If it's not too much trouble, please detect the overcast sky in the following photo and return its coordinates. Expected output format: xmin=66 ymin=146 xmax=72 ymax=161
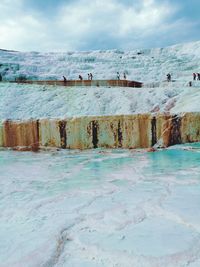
xmin=0 ymin=0 xmax=199 ymax=51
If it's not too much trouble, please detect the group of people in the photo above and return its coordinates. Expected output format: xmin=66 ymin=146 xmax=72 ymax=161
xmin=63 ymin=72 xmax=128 ymax=81
xmin=69 ymin=72 xmax=200 ymax=82
xmin=87 ymin=73 xmax=93 ymax=80
xmin=63 ymin=75 xmax=85 ymax=81
xmin=65 ymin=73 xmax=93 ymax=81
xmin=193 ymin=73 xmax=200 ymax=80
xmin=79 ymin=73 xmax=93 ymax=81
xmin=117 ymin=72 xmax=127 ymax=80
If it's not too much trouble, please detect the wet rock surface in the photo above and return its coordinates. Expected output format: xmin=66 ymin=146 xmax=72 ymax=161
xmin=1 ymin=146 xmax=200 ymax=266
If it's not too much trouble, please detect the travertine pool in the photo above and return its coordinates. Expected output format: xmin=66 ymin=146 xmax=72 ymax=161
xmin=0 ymin=144 xmax=200 ymax=267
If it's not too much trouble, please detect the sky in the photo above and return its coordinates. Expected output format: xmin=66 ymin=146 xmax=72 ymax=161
xmin=0 ymin=0 xmax=199 ymax=52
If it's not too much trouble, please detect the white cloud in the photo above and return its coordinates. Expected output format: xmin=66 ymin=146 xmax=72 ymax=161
xmin=56 ymin=0 xmax=175 ymax=49
xmin=118 ymin=2 xmax=172 ymax=36
xmin=0 ymin=0 xmax=196 ymax=51
xmin=0 ymin=0 xmax=47 ymax=50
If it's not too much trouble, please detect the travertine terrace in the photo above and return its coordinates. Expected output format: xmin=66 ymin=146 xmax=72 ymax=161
xmin=1 ymin=113 xmax=200 ymax=150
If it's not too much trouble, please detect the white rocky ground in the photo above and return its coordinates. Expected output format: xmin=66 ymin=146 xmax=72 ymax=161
xmin=1 ymin=40 xmax=200 ymax=120
xmin=1 ymin=145 xmax=200 ymax=267
xmin=1 ymin=40 xmax=200 ymax=83
xmin=0 ymin=81 xmax=200 ymax=120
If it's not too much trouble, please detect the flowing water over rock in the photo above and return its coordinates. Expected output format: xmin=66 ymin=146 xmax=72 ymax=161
xmin=1 ymin=144 xmax=200 ymax=267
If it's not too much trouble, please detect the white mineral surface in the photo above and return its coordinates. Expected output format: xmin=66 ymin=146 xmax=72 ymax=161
xmin=0 ymin=145 xmax=200 ymax=266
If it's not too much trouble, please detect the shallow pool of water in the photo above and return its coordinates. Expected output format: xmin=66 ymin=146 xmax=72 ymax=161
xmin=0 ymin=144 xmax=200 ymax=267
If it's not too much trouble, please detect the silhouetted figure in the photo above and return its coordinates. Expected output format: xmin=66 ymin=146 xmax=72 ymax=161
xmin=197 ymin=73 xmax=200 ymax=80
xmin=193 ymin=73 xmax=196 ymax=80
xmin=63 ymin=76 xmax=67 ymax=83
xmin=189 ymin=81 xmax=192 ymax=87
xmin=90 ymin=73 xmax=93 ymax=80
xmin=123 ymin=73 xmax=127 ymax=80
xmin=0 ymin=73 xmax=2 ymax=82
xmin=166 ymin=73 xmax=171 ymax=82
xmin=88 ymin=73 xmax=90 ymax=80
xmin=117 ymin=72 xmax=120 ymax=80
xmin=79 ymin=75 xmax=83 ymax=81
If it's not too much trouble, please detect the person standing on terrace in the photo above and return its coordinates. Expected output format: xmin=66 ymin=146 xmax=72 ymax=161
xmin=88 ymin=73 xmax=93 ymax=80
xmin=166 ymin=73 xmax=171 ymax=82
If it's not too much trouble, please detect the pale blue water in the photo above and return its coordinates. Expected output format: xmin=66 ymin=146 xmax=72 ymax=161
xmin=0 ymin=144 xmax=200 ymax=267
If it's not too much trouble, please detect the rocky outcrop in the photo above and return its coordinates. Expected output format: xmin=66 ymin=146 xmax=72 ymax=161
xmin=1 ymin=113 xmax=200 ymax=151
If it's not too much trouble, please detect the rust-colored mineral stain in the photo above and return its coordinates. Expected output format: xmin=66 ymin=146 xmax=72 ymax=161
xmin=87 ymin=123 xmax=92 ymax=136
xmin=31 ymin=119 xmax=40 ymax=151
xmin=59 ymin=121 xmax=67 ymax=149
xmin=117 ymin=121 xmax=123 ymax=148
xmin=3 ymin=120 xmax=17 ymax=147
xmin=156 ymin=114 xmax=172 ymax=147
xmin=110 ymin=121 xmax=118 ymax=147
xmin=169 ymin=115 xmax=182 ymax=146
xmin=138 ymin=115 xmax=151 ymax=148
xmin=91 ymin=120 xmax=99 ymax=148
xmin=3 ymin=120 xmax=39 ymax=151
xmin=151 ymin=116 xmax=157 ymax=146
xmin=180 ymin=113 xmax=200 ymax=143
xmin=2 ymin=113 xmax=200 ymax=151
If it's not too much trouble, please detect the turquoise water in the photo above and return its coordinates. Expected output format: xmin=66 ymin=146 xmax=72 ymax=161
xmin=0 ymin=145 xmax=200 ymax=267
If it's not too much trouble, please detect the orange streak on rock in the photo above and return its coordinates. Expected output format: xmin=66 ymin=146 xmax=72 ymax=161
xmin=3 ymin=120 xmax=39 ymax=151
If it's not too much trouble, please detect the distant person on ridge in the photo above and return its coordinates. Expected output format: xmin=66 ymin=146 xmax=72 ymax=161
xmin=63 ymin=76 xmax=67 ymax=83
xmin=90 ymin=73 xmax=93 ymax=80
xmin=123 ymin=73 xmax=127 ymax=80
xmin=197 ymin=73 xmax=200 ymax=80
xmin=88 ymin=73 xmax=90 ymax=80
xmin=117 ymin=72 xmax=120 ymax=80
xmin=79 ymin=75 xmax=83 ymax=81
xmin=166 ymin=73 xmax=171 ymax=82
xmin=193 ymin=73 xmax=196 ymax=80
